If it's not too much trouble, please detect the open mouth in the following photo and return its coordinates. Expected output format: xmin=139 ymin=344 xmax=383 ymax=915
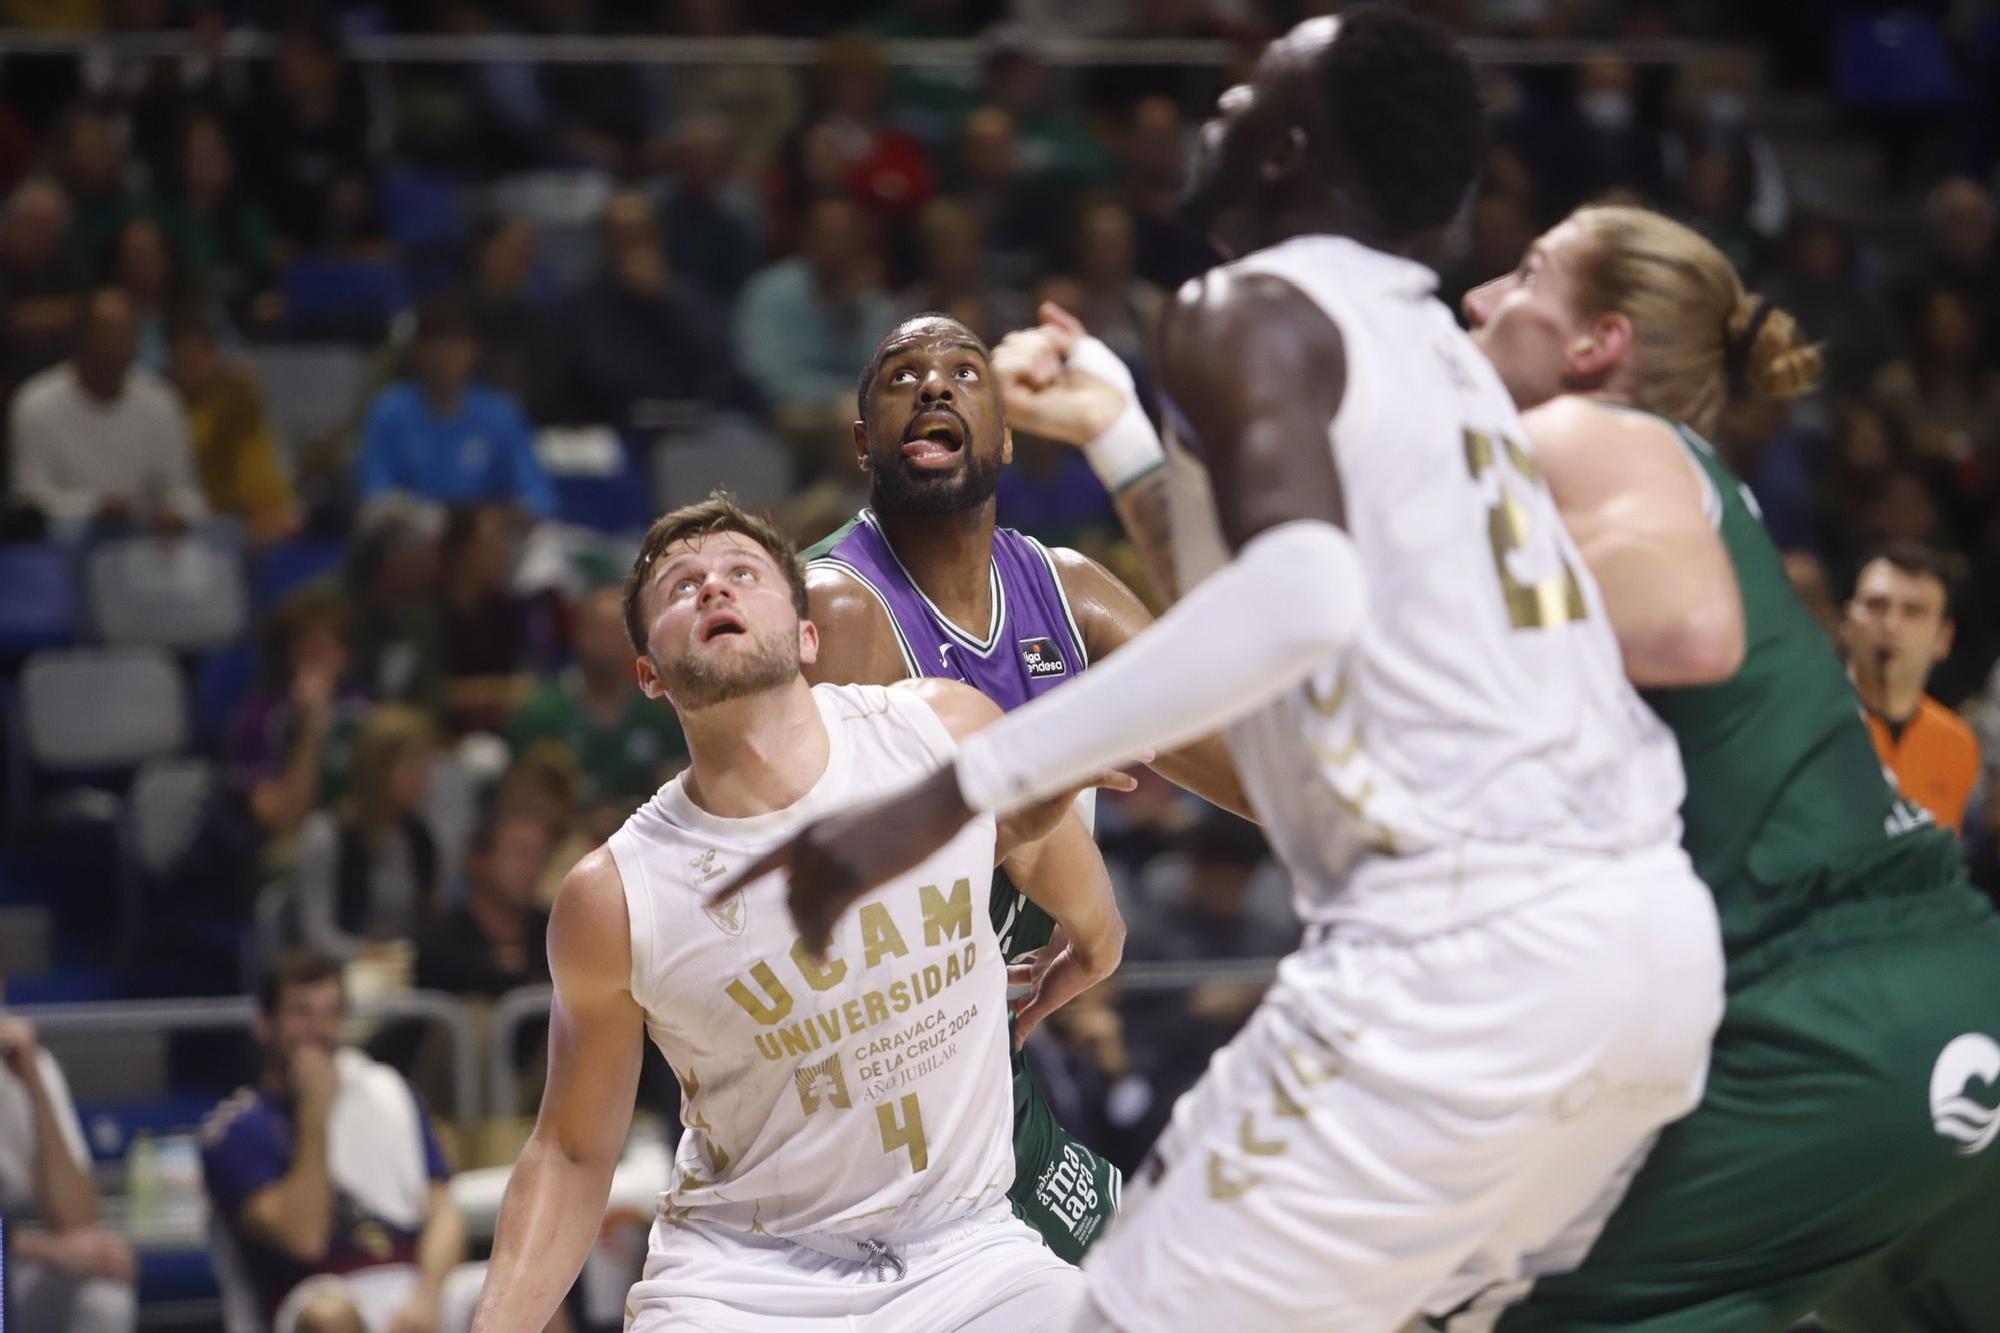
xmin=700 ymin=610 xmax=748 ymax=643
xmin=901 ymin=409 xmax=967 ymax=468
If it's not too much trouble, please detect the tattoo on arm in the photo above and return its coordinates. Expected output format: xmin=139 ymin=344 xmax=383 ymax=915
xmin=1110 ymin=469 xmax=1180 ymax=606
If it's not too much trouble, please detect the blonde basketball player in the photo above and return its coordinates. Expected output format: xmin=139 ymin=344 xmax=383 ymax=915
xmin=470 ymin=496 xmax=1123 ymax=1332
xmin=725 ymin=12 xmax=1726 ymax=1332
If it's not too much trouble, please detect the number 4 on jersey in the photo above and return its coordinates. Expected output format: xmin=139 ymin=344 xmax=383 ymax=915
xmin=877 ymin=1093 xmax=929 ymax=1172
xmin=1464 ymin=429 xmax=1588 ymax=631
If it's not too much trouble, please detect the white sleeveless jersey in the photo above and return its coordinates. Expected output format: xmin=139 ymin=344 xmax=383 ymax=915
xmin=605 ymin=683 xmax=1014 ymax=1245
xmin=1164 ymin=235 xmax=1687 ymax=932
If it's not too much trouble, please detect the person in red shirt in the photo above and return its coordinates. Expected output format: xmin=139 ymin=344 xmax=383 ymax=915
xmin=1844 ymin=542 xmax=1981 ymax=832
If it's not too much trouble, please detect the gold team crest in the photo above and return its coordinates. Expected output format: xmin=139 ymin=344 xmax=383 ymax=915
xmin=794 ymin=1053 xmax=852 ymax=1114
xmin=693 ymin=850 xmax=744 ymax=935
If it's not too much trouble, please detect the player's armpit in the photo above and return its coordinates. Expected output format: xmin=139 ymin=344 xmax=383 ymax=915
xmin=804 ymin=564 xmax=911 ymax=687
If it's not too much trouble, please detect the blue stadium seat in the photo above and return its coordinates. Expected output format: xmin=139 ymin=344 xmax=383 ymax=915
xmin=282 ymin=256 xmax=411 ymax=338
xmin=1837 ymin=8 xmax=1963 ymax=108
xmin=251 ymin=537 xmax=347 ymax=612
xmin=193 ymin=641 xmax=260 ymax=750
xmin=0 ymin=543 xmax=80 ymax=655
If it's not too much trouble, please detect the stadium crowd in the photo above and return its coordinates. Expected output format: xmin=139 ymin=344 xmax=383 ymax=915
xmin=3 ymin=0 xmax=2000 ymax=1326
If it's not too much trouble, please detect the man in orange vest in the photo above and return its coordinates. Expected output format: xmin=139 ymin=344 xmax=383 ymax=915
xmin=1845 ymin=542 xmax=1981 ymax=832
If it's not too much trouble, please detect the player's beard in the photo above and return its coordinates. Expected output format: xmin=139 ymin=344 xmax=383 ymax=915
xmin=871 ymin=445 xmax=1002 ymax=517
xmin=654 ymin=625 xmax=800 ymax=711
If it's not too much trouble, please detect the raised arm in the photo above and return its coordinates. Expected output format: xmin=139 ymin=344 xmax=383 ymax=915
xmin=473 ymin=847 xmax=646 ymax=1333
xmin=992 ymin=302 xmax=1180 ymax=603
xmin=1524 ymin=396 xmax=1744 ymax=688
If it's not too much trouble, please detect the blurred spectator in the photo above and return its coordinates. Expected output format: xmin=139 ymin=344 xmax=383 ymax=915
xmin=347 ymin=495 xmax=447 ymax=710
xmin=358 ymin=296 xmax=555 ymax=518
xmin=1533 ymin=54 xmax=1666 ymax=214
xmin=1715 ymin=394 xmax=1818 ymax=553
xmin=464 ymin=216 xmax=543 ymax=405
xmin=1761 ymin=212 xmax=1896 ymax=395
xmin=536 ymin=189 xmax=743 ymax=430
xmin=7 ymin=286 xmax=204 ymax=529
xmin=439 ymin=503 xmax=533 ymax=734
xmin=48 ymin=103 xmax=137 ymax=284
xmin=1664 ymin=53 xmax=1788 ymax=251
xmin=659 ymin=114 xmax=762 ymax=308
xmin=0 ymin=176 xmax=83 ymax=391
xmin=1439 ymin=188 xmax=1535 ymax=314
xmin=157 ymin=110 xmax=282 ymax=330
xmin=112 ymin=214 xmax=239 ymax=373
xmin=1064 ymin=197 xmax=1164 ymax=372
xmin=670 ymin=0 xmax=802 ymax=174
xmin=1116 ymin=96 xmax=1217 ymax=292
xmin=976 ymin=25 xmax=1112 ymax=186
xmin=0 ymin=1006 xmax=137 ymax=1333
xmin=1895 ymin=177 xmax=2000 ymax=348
xmin=897 ymin=198 xmax=1030 ymax=343
xmin=954 ymin=105 xmax=1061 ymax=292
xmin=1127 ymin=812 xmax=1296 ymax=965
xmin=1868 ymin=282 xmax=2000 ymax=466
xmin=1126 ymin=811 xmax=1294 ymax=1112
xmin=491 ymin=742 xmax=587 ymax=907
xmin=1676 ymin=148 xmax=1769 ymax=280
xmin=735 ymin=195 xmax=893 ymax=441
xmin=1783 ymin=549 xmax=1841 ymax=640
xmin=233 ymin=23 xmax=383 ymax=254
xmin=293 ymin=705 xmax=442 ymax=961
xmin=788 ymin=35 xmax=937 ymax=228
xmin=506 ymin=584 xmax=686 ymax=831
xmin=199 ymin=950 xmax=485 ymax=1332
xmin=415 ymin=807 xmax=553 ymax=1000
xmin=1024 ymin=984 xmax=1159 ymax=1175
xmin=476 ymin=0 xmax=674 ymax=175
xmin=1845 ymin=542 xmax=1980 ymax=832
xmin=224 ymin=582 xmax=370 ymax=875
xmin=166 ymin=309 xmax=300 ymax=547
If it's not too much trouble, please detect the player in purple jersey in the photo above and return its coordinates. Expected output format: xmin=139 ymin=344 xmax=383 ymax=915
xmin=799 ymin=313 xmax=1248 ymax=1259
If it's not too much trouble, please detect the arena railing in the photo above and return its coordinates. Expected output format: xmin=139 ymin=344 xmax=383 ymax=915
xmin=479 ymin=957 xmax=1285 ymax=1119
xmin=27 ymin=989 xmax=484 ymax=1126
xmin=0 ymin=29 xmax=1740 ymax=69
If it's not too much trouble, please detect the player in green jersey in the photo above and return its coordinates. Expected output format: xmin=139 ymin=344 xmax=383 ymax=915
xmin=1451 ymin=204 xmax=2000 ymax=1331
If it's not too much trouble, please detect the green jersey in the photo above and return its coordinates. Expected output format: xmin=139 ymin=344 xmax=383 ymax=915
xmin=1647 ymin=416 xmax=1963 ymax=977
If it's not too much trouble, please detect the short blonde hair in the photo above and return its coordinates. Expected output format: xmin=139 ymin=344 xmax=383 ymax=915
xmin=1567 ymin=205 xmax=1822 ymax=435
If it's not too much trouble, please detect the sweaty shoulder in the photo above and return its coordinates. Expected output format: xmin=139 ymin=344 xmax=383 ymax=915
xmin=806 ymin=562 xmax=908 ymax=686
xmin=1521 ymin=396 xmax=1708 ymax=520
xmin=1157 ymin=268 xmax=1346 ymax=398
xmin=548 ymin=845 xmax=633 ymax=998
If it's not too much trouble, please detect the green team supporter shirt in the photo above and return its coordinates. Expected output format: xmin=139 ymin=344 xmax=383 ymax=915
xmin=505 ymin=672 xmax=687 ymax=808
xmin=1644 ymin=414 xmax=1966 ymax=980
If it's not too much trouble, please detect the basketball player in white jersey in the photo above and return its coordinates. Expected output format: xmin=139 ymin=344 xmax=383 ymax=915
xmin=469 ymin=496 xmax=1125 ymax=1332
xmin=718 ymin=11 xmax=1727 ymax=1331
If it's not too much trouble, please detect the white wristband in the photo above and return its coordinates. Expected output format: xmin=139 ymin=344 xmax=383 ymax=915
xmin=1068 ymin=336 xmax=1165 ymax=494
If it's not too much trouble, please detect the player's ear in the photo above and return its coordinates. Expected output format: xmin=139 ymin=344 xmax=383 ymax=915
xmin=634 ymin=651 xmax=668 ymax=701
xmin=851 ymin=419 xmax=871 ymax=473
xmin=1936 ymin=616 xmax=1956 ymax=663
xmin=1000 ymin=421 xmax=1014 ymax=465
xmin=798 ymin=615 xmax=821 ymax=667
xmin=1262 ymin=124 xmax=1307 ymax=184
xmin=1569 ymin=311 xmax=1631 ymax=382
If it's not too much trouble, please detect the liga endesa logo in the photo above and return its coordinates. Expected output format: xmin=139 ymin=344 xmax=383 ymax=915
xmin=1018 ymin=637 xmax=1068 ymax=680
xmin=1930 ymin=1033 xmax=2000 ymax=1156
